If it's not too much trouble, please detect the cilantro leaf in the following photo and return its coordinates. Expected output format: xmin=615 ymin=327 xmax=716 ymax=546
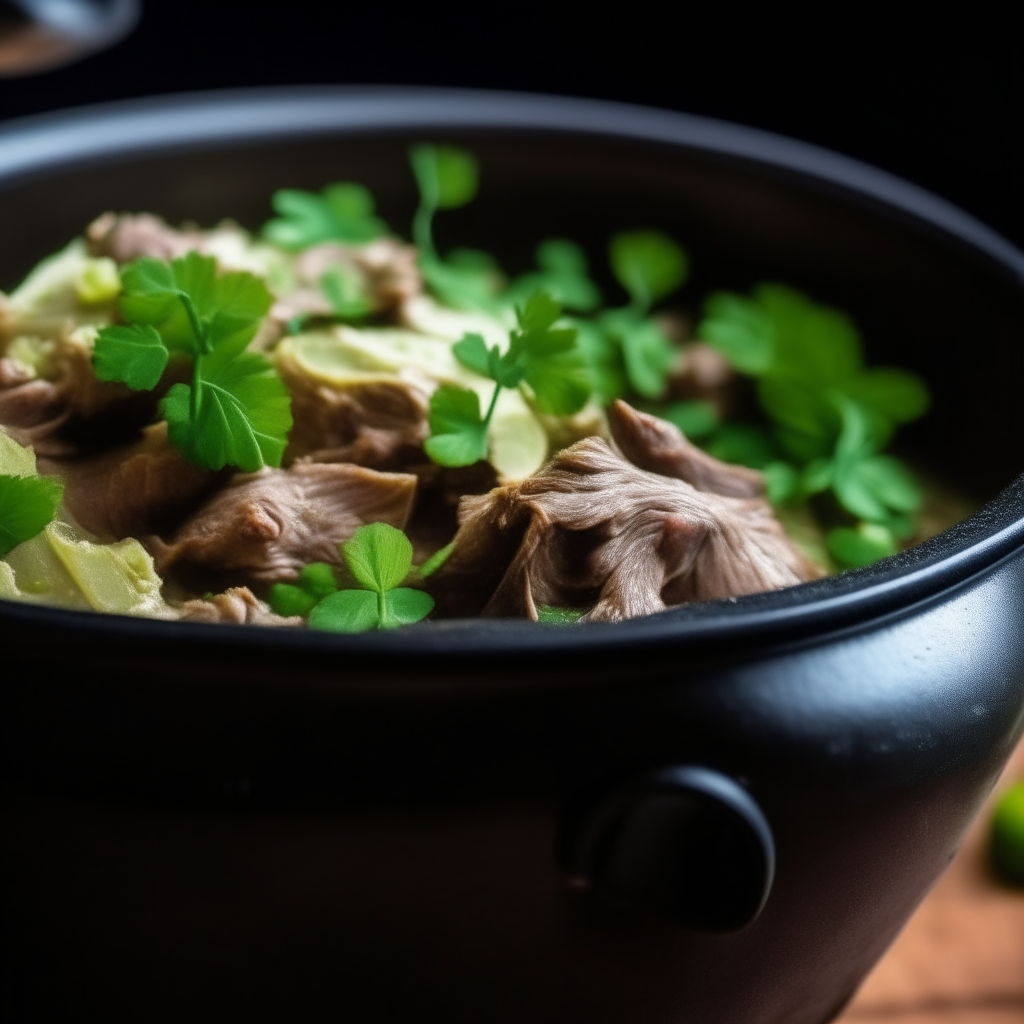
xmin=92 ymin=323 xmax=169 ymax=391
xmin=842 ymin=368 xmax=930 ymax=423
xmin=700 ymin=292 xmax=775 ymax=375
xmin=119 ymin=252 xmax=272 ymax=358
xmin=598 ymin=309 xmax=675 ymax=399
xmin=263 ymin=183 xmax=387 ymax=250
xmin=162 ymin=351 xmax=292 ymax=472
xmin=511 ymin=294 xmax=590 ymax=414
xmin=609 ymin=230 xmax=688 ymax=308
xmin=0 ymin=474 xmax=64 ymax=558
xmin=536 ymin=605 xmax=585 ymax=624
xmin=424 ymin=384 xmax=490 ymax=467
xmin=507 ymin=239 xmax=602 ymax=312
xmin=763 ymin=461 xmax=800 ymax=504
xmin=420 ymin=249 xmax=504 ymax=313
xmin=573 ymin=319 xmax=627 ymax=404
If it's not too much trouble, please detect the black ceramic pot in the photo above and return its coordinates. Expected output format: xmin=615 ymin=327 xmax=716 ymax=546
xmin=1 ymin=88 xmax=1022 ymax=1024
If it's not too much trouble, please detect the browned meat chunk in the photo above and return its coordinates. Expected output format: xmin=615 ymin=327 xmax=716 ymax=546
xmin=429 ymin=437 xmax=823 ymax=622
xmin=608 ymin=400 xmax=764 ymax=498
xmin=151 ymin=462 xmax=418 ymax=585
xmin=278 ymin=357 xmax=429 ymax=470
xmin=668 ymin=341 xmax=737 ymax=417
xmin=177 ymin=587 xmax=302 ymax=626
xmin=86 ymin=212 xmax=207 ymax=264
xmin=44 ymin=423 xmax=220 ymax=540
xmin=0 ymin=357 xmax=73 ymax=455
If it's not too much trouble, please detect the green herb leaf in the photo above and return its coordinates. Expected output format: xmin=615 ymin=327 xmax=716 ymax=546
xmin=161 ymin=351 xmax=292 ymax=472
xmin=298 ymin=562 xmax=339 ymax=599
xmin=507 ymin=239 xmax=601 ymax=312
xmin=842 ymin=368 xmax=930 ymax=423
xmin=424 ymin=384 xmax=489 ymax=466
xmin=343 ymin=522 xmax=414 ymax=594
xmin=92 ymin=323 xmax=169 ymax=391
xmin=382 ymin=587 xmax=435 ymax=627
xmin=308 ymin=588 xmax=379 ymax=633
xmin=827 ymin=523 xmax=898 ymax=569
xmin=573 ymin=319 xmax=627 ymax=404
xmin=420 ymin=253 xmax=504 ymax=313
xmin=512 ymin=294 xmax=590 ymax=414
xmin=452 ymin=332 xmax=493 ymax=376
xmin=705 ymin=422 xmax=778 ymax=469
xmin=119 ymin=252 xmax=273 ymax=359
xmin=263 ymin=183 xmax=387 ymax=250
xmin=990 ymin=780 xmax=1024 ymax=885
xmin=321 ymin=264 xmax=373 ymax=320
xmin=659 ymin=400 xmax=720 ymax=439
xmin=536 ymin=605 xmax=585 ymax=624
xmin=699 ymin=292 xmax=775 ymax=375
xmin=609 ymin=230 xmax=688 ymax=308
xmin=415 ymin=541 xmax=454 ymax=580
xmin=0 ymin=474 xmax=64 ymax=558
xmin=267 ymin=583 xmax=319 ymax=618
xmin=410 ymin=144 xmax=479 ymax=210
xmin=763 ymin=461 xmax=800 ymax=504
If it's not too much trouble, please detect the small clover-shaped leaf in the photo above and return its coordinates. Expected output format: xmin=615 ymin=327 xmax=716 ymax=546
xmin=382 ymin=587 xmax=435 ymax=628
xmin=308 ymin=589 xmax=379 ymax=633
xmin=411 ymin=144 xmax=479 ymax=210
xmin=263 ymin=183 xmax=387 ymax=249
xmin=827 ymin=523 xmax=899 ymax=569
xmin=343 ymin=522 xmax=413 ymax=594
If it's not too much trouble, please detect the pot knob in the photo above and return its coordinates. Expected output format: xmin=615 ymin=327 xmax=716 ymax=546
xmin=561 ymin=766 xmax=775 ymax=932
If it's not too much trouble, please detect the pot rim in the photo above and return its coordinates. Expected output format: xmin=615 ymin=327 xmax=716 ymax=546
xmin=1 ymin=85 xmax=1022 ymax=660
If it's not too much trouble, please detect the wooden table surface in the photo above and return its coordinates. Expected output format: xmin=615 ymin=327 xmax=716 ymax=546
xmin=837 ymin=741 xmax=1024 ymax=1024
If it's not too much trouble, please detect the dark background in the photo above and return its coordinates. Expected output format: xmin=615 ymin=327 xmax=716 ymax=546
xmin=1 ymin=5 xmax=1022 ymax=250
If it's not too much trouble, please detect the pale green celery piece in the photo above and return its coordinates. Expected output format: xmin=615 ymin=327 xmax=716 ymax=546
xmin=7 ymin=239 xmax=114 ymax=335
xmin=401 ymin=294 xmax=512 ymax=349
xmin=44 ymin=521 xmax=172 ymax=617
xmin=3 ymin=532 xmax=92 ymax=609
xmin=75 ymin=257 xmax=121 ymax=304
xmin=0 ymin=560 xmax=21 ymax=599
xmin=280 ymin=326 xmax=549 ymax=481
xmin=5 ymin=336 xmax=54 ymax=379
xmin=0 ymin=426 xmax=38 ymax=476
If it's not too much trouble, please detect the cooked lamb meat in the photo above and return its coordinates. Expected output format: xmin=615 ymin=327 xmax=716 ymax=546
xmin=294 ymin=237 xmax=422 ymax=314
xmin=429 ymin=436 xmax=823 ymax=622
xmin=177 ymin=586 xmax=302 ymax=626
xmin=151 ymin=462 xmax=418 ymax=586
xmin=277 ymin=353 xmax=429 ymax=469
xmin=86 ymin=212 xmax=207 ymax=264
xmin=45 ymin=423 xmax=221 ymax=540
xmin=608 ymin=400 xmax=764 ymax=498
xmin=668 ymin=341 xmax=737 ymax=417
xmin=0 ymin=357 xmax=73 ymax=455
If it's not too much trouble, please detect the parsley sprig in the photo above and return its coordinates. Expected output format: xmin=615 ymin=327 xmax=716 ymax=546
xmin=263 ymin=183 xmax=388 ymax=250
xmin=424 ymin=291 xmax=591 ymax=467
xmin=697 ymin=283 xmax=930 ymax=565
xmin=577 ymin=230 xmax=689 ymax=401
xmin=92 ymin=252 xmax=293 ymax=472
xmin=409 ymin=144 xmax=506 ymax=312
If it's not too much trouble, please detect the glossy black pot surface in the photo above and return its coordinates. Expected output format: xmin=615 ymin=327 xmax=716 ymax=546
xmin=1 ymin=88 xmax=1022 ymax=1024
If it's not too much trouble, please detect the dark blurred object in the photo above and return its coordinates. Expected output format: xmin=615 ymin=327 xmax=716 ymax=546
xmin=0 ymin=0 xmax=138 ymax=75
xmin=989 ymin=780 xmax=1024 ymax=886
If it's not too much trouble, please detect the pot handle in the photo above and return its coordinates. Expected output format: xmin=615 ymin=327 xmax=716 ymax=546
xmin=560 ymin=766 xmax=775 ymax=932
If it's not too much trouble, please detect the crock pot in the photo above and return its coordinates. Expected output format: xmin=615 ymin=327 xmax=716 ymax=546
xmin=1 ymin=87 xmax=1022 ymax=1024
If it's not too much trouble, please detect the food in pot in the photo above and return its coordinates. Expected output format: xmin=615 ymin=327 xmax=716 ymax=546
xmin=0 ymin=145 xmax=964 ymax=631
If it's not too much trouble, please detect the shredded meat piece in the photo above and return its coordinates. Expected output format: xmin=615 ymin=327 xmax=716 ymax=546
xmin=150 ymin=462 xmax=417 ymax=585
xmin=277 ymin=352 xmax=429 ymax=469
xmin=668 ymin=342 xmax=737 ymax=417
xmin=429 ymin=436 xmax=824 ymax=623
xmin=177 ymin=587 xmax=302 ymax=626
xmin=86 ymin=212 xmax=207 ymax=263
xmin=43 ymin=423 xmax=220 ymax=540
xmin=294 ymin=238 xmax=422 ymax=313
xmin=608 ymin=400 xmax=764 ymax=498
xmin=0 ymin=337 xmax=157 ymax=457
